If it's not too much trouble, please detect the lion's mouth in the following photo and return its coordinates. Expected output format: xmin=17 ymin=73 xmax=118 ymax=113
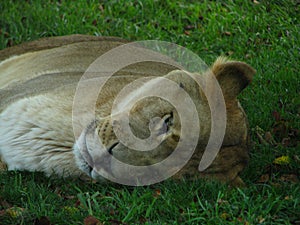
xmin=107 ymin=142 xmax=119 ymax=155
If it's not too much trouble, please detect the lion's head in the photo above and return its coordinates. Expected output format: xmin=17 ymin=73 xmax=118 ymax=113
xmin=74 ymin=57 xmax=255 ymax=186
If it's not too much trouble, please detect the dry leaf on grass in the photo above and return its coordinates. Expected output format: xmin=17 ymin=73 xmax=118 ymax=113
xmin=279 ymin=174 xmax=299 ymax=183
xmin=257 ymin=174 xmax=270 ymax=183
xmin=33 ymin=216 xmax=52 ymax=225
xmin=5 ymin=207 xmax=25 ymax=218
xmin=273 ymin=156 xmax=291 ymax=165
xmin=84 ymin=215 xmax=103 ymax=225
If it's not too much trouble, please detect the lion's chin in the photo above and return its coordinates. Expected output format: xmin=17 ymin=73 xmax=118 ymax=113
xmin=73 ymin=141 xmax=109 ymax=182
xmin=73 ymin=123 xmax=120 ymax=182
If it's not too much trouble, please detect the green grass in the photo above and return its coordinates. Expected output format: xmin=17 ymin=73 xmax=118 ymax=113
xmin=1 ymin=172 xmax=299 ymax=224
xmin=0 ymin=0 xmax=299 ymax=224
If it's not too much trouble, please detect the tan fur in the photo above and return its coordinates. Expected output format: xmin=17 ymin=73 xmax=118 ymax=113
xmin=0 ymin=35 xmax=255 ymax=186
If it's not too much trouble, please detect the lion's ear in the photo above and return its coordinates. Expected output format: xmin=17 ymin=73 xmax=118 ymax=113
xmin=212 ymin=57 xmax=256 ymax=99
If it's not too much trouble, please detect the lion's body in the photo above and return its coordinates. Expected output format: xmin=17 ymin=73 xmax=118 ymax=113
xmin=0 ymin=35 xmax=255 ymax=186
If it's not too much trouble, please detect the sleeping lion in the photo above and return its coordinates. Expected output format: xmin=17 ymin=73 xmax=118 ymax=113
xmin=0 ymin=35 xmax=255 ymax=186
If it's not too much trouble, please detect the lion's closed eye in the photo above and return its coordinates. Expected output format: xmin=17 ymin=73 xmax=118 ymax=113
xmin=162 ymin=112 xmax=174 ymax=133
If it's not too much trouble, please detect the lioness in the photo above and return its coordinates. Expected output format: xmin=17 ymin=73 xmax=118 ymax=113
xmin=0 ymin=35 xmax=255 ymax=186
